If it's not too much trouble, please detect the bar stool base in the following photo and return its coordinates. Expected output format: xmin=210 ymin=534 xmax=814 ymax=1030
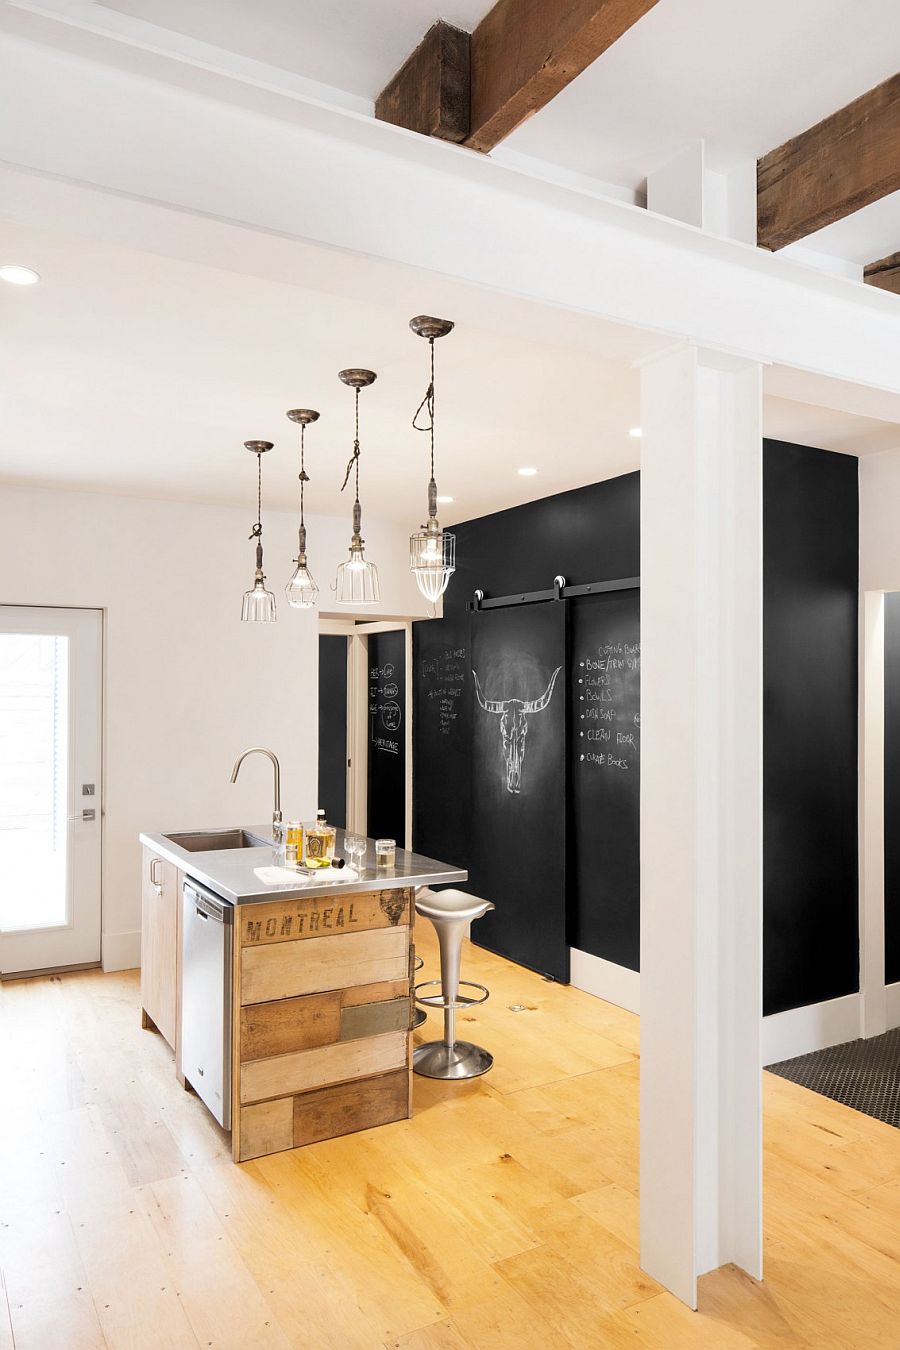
xmin=413 ymin=1039 xmax=493 ymax=1080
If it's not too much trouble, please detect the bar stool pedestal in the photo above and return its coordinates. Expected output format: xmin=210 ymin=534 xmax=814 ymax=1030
xmin=413 ymin=888 xmax=494 ymax=1080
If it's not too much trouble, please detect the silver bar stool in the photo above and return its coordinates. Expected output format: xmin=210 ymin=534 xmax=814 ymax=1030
xmin=413 ymin=887 xmax=494 ymax=1080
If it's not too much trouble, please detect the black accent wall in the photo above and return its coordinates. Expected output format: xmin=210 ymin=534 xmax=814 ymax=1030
xmin=882 ymin=591 xmax=900 ymax=986
xmin=414 ymin=443 xmax=860 ymax=1014
xmin=762 ymin=441 xmax=859 ymax=1014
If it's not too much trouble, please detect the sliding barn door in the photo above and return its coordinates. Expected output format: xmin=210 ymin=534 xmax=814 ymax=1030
xmin=469 ymin=602 xmax=568 ymax=981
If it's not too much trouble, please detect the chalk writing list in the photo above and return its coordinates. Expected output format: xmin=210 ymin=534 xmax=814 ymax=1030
xmin=370 ymin=659 xmax=402 ymax=756
xmin=575 ymin=640 xmax=641 ymax=771
xmin=420 ymin=645 xmax=466 ymax=737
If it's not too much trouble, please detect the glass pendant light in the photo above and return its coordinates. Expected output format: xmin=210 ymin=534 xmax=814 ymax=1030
xmin=241 ymin=440 xmax=277 ymax=622
xmin=284 ymin=408 xmax=320 ymax=608
xmin=409 ymin=315 xmax=456 ymax=603
xmin=334 ymin=369 xmax=380 ymax=605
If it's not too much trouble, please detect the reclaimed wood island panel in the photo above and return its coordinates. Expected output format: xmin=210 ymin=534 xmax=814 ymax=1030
xmin=232 ymin=886 xmax=415 ymax=1162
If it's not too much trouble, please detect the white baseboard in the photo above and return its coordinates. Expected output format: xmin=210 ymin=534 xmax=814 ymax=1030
xmin=762 ymin=992 xmax=861 ymax=1064
xmin=102 ymin=929 xmax=141 ymax=973
xmin=886 ymin=981 xmax=900 ymax=1030
xmin=570 ymin=948 xmax=640 ymax=1014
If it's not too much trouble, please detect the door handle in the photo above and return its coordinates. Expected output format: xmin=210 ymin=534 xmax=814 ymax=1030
xmin=149 ymin=857 xmax=163 ymax=894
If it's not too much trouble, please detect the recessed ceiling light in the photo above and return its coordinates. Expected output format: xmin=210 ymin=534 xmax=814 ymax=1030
xmin=0 ymin=265 xmax=40 ymax=286
xmin=518 ymin=467 xmax=538 ymax=477
xmin=436 ymin=495 xmax=454 ymax=504
xmin=629 ymin=426 xmax=642 ymax=439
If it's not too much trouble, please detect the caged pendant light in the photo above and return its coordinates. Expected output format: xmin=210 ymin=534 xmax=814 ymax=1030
xmin=284 ymin=408 xmax=320 ymax=608
xmin=241 ymin=440 xmax=277 ymax=622
xmin=409 ymin=316 xmax=456 ymax=603
xmin=334 ymin=369 xmax=380 ymax=605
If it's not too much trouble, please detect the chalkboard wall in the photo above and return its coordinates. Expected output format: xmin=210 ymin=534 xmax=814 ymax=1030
xmin=882 ymin=591 xmax=900 ymax=986
xmin=367 ymin=629 xmax=406 ymax=843
xmin=763 ymin=441 xmax=859 ymax=1015
xmin=317 ymin=635 xmax=347 ymax=828
xmin=414 ymin=445 xmax=860 ymax=1012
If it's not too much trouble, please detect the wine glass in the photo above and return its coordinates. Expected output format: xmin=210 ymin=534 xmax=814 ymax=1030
xmin=345 ymin=834 xmax=366 ymax=874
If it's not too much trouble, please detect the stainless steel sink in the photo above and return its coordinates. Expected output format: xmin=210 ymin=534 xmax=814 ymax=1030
xmin=163 ymin=828 xmax=271 ymax=853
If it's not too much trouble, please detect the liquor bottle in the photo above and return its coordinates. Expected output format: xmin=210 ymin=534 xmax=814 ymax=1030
xmin=304 ymin=809 xmax=336 ymax=868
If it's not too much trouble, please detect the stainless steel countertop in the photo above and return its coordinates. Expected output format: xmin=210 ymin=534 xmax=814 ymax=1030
xmin=139 ymin=826 xmax=467 ymax=906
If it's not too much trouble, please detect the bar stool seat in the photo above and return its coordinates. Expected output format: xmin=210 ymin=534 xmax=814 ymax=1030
xmin=413 ymin=887 xmax=494 ymax=1081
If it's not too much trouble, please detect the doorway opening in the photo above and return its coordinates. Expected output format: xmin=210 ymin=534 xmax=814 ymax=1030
xmin=317 ymin=618 xmax=412 ymax=848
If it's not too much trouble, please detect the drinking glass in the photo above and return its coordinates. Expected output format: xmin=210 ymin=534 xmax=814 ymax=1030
xmin=345 ymin=834 xmax=366 ymax=873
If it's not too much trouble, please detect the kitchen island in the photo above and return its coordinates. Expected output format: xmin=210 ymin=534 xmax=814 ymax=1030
xmin=138 ymin=827 xmax=466 ymax=1162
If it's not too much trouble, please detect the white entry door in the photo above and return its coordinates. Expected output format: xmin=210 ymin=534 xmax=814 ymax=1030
xmin=0 ymin=606 xmax=102 ymax=975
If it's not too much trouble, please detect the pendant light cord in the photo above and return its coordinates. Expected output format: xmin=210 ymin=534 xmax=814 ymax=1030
xmin=412 ymin=337 xmax=436 ymax=483
xmin=249 ymin=451 xmax=262 ymax=541
xmin=299 ymin=423 xmax=307 ymax=528
xmin=340 ymin=386 xmax=361 ymax=505
xmin=413 ymin=337 xmax=438 ymax=520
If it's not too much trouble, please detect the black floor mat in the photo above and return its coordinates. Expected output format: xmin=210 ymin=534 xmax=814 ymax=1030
xmin=766 ymin=1027 xmax=900 ymax=1129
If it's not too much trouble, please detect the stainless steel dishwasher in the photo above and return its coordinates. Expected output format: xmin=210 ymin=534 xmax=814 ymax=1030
xmin=181 ymin=878 xmax=233 ymax=1129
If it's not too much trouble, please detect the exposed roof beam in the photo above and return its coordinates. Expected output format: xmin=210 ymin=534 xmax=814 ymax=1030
xmin=865 ymin=251 xmax=900 ymax=296
xmin=758 ymin=74 xmax=900 ymax=251
xmin=375 ymin=21 xmax=470 ymax=144
xmin=375 ymin=0 xmax=661 ymax=155
xmin=466 ymin=0 xmax=661 ymax=153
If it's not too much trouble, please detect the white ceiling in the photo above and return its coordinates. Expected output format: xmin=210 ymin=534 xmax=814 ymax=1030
xmin=104 ymin=0 xmax=493 ymax=97
xmin=502 ymin=0 xmax=899 ymax=181
xmin=0 ymin=216 xmax=645 ymax=524
xmin=2 ymin=211 xmax=898 ymax=525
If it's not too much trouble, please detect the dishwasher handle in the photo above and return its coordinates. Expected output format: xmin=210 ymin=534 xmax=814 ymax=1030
xmin=183 ymin=879 xmax=234 ymax=925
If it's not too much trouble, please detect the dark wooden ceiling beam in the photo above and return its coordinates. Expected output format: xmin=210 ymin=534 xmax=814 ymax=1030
xmin=758 ymin=74 xmax=900 ymax=251
xmin=375 ymin=0 xmax=662 ymax=155
xmin=466 ymin=0 xmax=662 ymax=153
xmin=865 ymin=250 xmax=900 ymax=295
xmin=375 ymin=21 xmax=470 ymax=144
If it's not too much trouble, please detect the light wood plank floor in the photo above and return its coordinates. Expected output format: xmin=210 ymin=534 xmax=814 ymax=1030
xmin=2 ymin=927 xmax=899 ymax=1349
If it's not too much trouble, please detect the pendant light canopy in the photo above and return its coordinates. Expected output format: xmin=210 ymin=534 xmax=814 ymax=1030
xmin=284 ymin=408 xmax=320 ymax=609
xmin=241 ymin=440 xmax=277 ymax=623
xmin=335 ymin=368 xmax=380 ymax=606
xmin=409 ymin=315 xmax=456 ymax=603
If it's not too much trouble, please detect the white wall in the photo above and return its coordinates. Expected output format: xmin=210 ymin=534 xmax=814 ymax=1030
xmin=0 ymin=483 xmax=428 ymax=970
xmin=858 ymin=449 xmax=900 ymax=1037
xmin=861 ymin=448 xmax=900 ymax=591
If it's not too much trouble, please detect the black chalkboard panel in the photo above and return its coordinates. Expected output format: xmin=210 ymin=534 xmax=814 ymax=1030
xmin=468 ymin=602 xmax=568 ymax=981
xmin=568 ymin=591 xmax=640 ymax=969
xmin=317 ymin=635 xmax=347 ymax=828
xmin=367 ymin=629 xmax=405 ymax=843
xmin=412 ymin=616 xmax=470 ymax=870
xmin=884 ymin=591 xmax=900 ymax=985
xmin=763 ymin=440 xmax=859 ymax=1015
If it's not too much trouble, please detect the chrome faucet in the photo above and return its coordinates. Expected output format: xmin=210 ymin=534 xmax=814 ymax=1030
xmin=230 ymin=747 xmax=283 ymax=844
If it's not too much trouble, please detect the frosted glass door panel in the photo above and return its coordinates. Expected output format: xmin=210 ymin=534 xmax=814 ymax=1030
xmin=0 ymin=634 xmax=70 ymax=931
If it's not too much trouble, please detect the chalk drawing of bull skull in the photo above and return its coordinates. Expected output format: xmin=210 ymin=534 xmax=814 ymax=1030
xmin=473 ymin=666 xmax=561 ymax=795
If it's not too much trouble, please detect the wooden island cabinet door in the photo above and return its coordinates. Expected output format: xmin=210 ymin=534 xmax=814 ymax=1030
xmin=140 ymin=847 xmax=178 ymax=1049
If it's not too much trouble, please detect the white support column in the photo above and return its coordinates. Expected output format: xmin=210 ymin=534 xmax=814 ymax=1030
xmin=860 ymin=590 xmax=887 ymax=1039
xmin=639 ymin=344 xmax=764 ymax=1308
